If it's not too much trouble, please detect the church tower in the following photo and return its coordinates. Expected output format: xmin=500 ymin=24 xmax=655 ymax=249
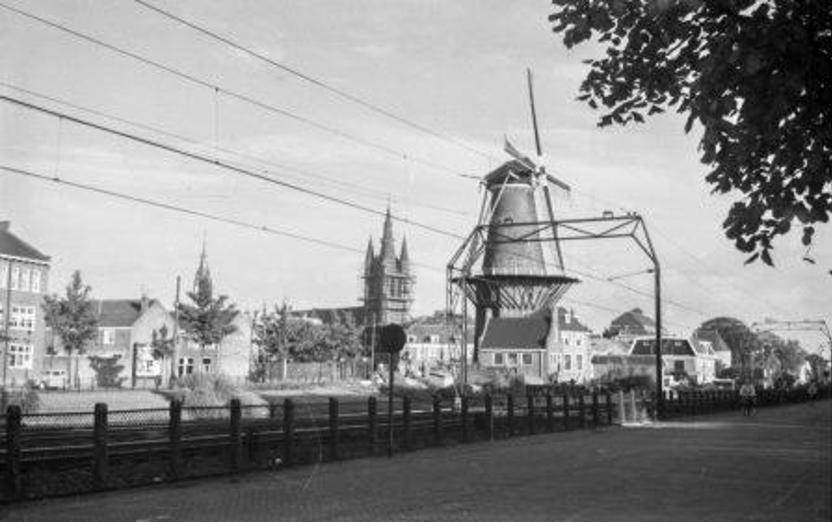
xmin=362 ymin=206 xmax=413 ymax=325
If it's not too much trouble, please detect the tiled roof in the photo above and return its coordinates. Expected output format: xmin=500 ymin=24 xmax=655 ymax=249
xmin=94 ymin=299 xmax=159 ymax=327
xmin=0 ymin=222 xmax=50 ymax=262
xmin=694 ymin=329 xmax=731 ymax=352
xmin=480 ymin=315 xmax=549 ymax=350
xmin=293 ymin=307 xmax=367 ymax=326
xmin=556 ymin=307 xmax=591 ymax=333
xmin=630 ymin=337 xmax=696 ymax=356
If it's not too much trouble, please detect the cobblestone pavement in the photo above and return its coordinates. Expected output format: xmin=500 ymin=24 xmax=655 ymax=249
xmin=2 ymin=401 xmax=829 ymax=522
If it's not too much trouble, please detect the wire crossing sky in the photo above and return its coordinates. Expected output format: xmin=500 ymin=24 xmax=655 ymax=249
xmin=0 ymin=1 xmax=828 ymax=349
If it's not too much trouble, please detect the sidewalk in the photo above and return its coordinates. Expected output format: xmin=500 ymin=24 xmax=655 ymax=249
xmin=1 ymin=402 xmax=829 ymax=521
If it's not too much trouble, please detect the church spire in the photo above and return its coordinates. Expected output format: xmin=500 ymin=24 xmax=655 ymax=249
xmin=399 ymin=235 xmax=409 ymax=267
xmin=379 ymin=205 xmax=396 ymax=263
xmin=194 ymin=238 xmax=212 ymax=295
xmin=364 ymin=237 xmax=375 ymax=274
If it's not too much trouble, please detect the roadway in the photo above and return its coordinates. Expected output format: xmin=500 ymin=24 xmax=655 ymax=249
xmin=1 ymin=401 xmax=829 ymax=521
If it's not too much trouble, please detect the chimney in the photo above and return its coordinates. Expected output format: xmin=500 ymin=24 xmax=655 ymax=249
xmin=140 ymin=294 xmax=150 ymax=314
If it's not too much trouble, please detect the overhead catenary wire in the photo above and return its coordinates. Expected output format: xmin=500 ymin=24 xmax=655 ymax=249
xmin=4 ymin=90 xmax=715 ymax=320
xmin=0 ymin=94 xmax=463 ymax=241
xmin=0 ymin=81 xmax=470 ymax=218
xmin=0 ymin=2 xmax=479 ymax=181
xmin=0 ymin=164 xmax=363 ymax=255
xmin=133 ymin=0 xmax=493 ymax=163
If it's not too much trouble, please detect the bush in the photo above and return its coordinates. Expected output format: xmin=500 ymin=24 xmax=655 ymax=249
xmin=171 ymin=373 xmax=241 ymax=410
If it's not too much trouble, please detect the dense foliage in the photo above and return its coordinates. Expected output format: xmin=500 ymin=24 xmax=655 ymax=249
xmin=251 ymin=304 xmax=367 ymax=379
xmin=42 ymin=270 xmax=99 ymax=388
xmin=550 ymin=0 xmax=831 ymax=264
xmin=177 ymin=264 xmax=239 ymax=364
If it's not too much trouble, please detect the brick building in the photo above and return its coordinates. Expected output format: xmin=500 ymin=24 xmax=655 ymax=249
xmin=0 ymin=221 xmax=51 ymax=386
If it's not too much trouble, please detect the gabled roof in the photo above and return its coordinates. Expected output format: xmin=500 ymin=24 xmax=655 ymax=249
xmin=694 ymin=329 xmax=732 ymax=352
xmin=630 ymin=337 xmax=696 ymax=356
xmin=0 ymin=222 xmax=50 ymax=262
xmin=94 ymin=299 xmax=162 ymax=327
xmin=293 ymin=307 xmax=366 ymax=326
xmin=556 ymin=307 xmax=591 ymax=333
xmin=480 ymin=315 xmax=549 ymax=350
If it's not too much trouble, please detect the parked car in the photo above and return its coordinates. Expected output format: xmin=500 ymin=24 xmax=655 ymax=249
xmin=37 ymin=369 xmax=67 ymax=390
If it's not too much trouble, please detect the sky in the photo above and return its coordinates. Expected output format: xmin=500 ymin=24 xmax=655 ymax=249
xmin=1 ymin=0 xmax=829 ymax=355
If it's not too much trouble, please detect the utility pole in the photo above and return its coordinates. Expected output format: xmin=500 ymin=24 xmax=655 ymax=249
xmin=170 ymin=275 xmax=180 ymax=386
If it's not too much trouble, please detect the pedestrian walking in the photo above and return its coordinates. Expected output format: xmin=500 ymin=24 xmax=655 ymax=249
xmin=807 ymin=381 xmax=818 ymax=406
xmin=739 ymin=381 xmax=756 ymax=417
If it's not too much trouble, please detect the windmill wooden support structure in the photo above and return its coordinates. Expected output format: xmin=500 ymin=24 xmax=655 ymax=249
xmin=447 ymin=212 xmax=664 ymax=414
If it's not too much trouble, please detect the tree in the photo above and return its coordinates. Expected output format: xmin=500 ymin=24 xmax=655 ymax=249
xmin=550 ymin=0 xmax=831 ymax=265
xmin=177 ymin=260 xmax=238 ymax=372
xmin=151 ymin=325 xmax=175 ymax=383
xmin=42 ymin=270 xmax=98 ymax=388
xmin=805 ymin=352 xmax=829 ymax=381
xmin=698 ymin=317 xmax=759 ymax=371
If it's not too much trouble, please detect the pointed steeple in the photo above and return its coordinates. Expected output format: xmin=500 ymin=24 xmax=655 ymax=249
xmin=193 ymin=238 xmax=213 ymax=295
xmin=364 ymin=237 xmax=375 ymax=275
xmin=399 ymin=235 xmax=409 ymax=270
xmin=379 ymin=205 xmax=396 ymax=263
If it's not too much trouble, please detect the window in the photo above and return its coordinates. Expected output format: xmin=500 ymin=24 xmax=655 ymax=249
xmin=508 ymin=353 xmax=518 ymax=365
xmin=577 ymin=354 xmax=583 ymax=370
xmin=9 ymin=343 xmax=33 ymax=369
xmin=30 ymin=269 xmax=41 ymax=292
xmin=202 ymin=357 xmax=212 ymax=372
xmin=0 ymin=262 xmax=7 ymax=289
xmin=10 ymin=306 xmax=35 ymax=331
xmin=494 ymin=353 xmax=504 ymax=365
xmin=522 ymin=353 xmax=533 ymax=365
xmin=674 ymin=360 xmax=685 ymax=373
xmin=564 ymin=337 xmax=570 ymax=346
xmin=178 ymin=357 xmax=194 ymax=376
xmin=102 ymin=328 xmax=116 ymax=345
xmin=19 ymin=269 xmax=30 ymax=291
xmin=10 ymin=266 xmax=19 ymax=290
xmin=407 ymin=335 xmax=417 ymax=343
xmin=576 ymin=337 xmax=582 ymax=347
xmin=564 ymin=354 xmax=572 ymax=370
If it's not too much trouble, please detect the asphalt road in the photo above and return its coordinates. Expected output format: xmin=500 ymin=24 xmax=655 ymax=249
xmin=1 ymin=401 xmax=829 ymax=522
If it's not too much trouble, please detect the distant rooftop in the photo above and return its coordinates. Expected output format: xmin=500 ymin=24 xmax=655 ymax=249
xmin=0 ymin=221 xmax=50 ymax=262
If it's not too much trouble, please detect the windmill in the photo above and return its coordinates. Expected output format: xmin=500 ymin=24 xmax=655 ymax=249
xmin=448 ymin=69 xmax=579 ymax=373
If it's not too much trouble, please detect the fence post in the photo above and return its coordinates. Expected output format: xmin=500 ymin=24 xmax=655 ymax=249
xmin=629 ymin=390 xmax=637 ymax=421
xmin=367 ymin=396 xmax=377 ymax=456
xmin=507 ymin=395 xmax=515 ymax=437
xmin=169 ymin=400 xmax=182 ymax=480
xmin=329 ymin=397 xmax=339 ymax=461
xmin=432 ymin=396 xmax=442 ymax=446
xmin=545 ymin=393 xmax=554 ymax=433
xmin=461 ymin=395 xmax=470 ymax=443
xmin=578 ymin=393 xmax=587 ymax=429
xmin=93 ymin=402 xmax=109 ymax=491
xmin=402 ymin=395 xmax=411 ymax=451
xmin=562 ymin=391 xmax=570 ymax=430
xmin=283 ymin=398 xmax=294 ymax=467
xmin=527 ymin=394 xmax=535 ymax=435
xmin=230 ymin=399 xmax=242 ymax=472
xmin=6 ymin=405 xmax=22 ymax=500
xmin=591 ymin=391 xmax=600 ymax=428
xmin=268 ymin=402 xmax=278 ymax=420
xmin=484 ymin=394 xmax=493 ymax=441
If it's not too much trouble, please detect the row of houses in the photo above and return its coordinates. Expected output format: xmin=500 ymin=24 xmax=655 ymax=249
xmin=1 ymin=222 xmax=253 ymax=388
xmin=400 ymin=306 xmax=734 ymax=387
xmin=1 ymin=220 xmax=733 ymax=389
